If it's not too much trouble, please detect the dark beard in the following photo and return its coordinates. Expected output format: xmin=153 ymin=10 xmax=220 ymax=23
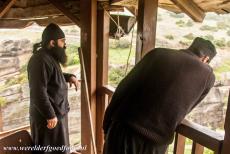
xmin=48 ymin=46 xmax=67 ymax=66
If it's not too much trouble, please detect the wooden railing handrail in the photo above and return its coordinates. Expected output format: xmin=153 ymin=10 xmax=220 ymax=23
xmin=177 ymin=120 xmax=224 ymax=152
xmin=0 ymin=125 xmax=30 ymax=138
xmin=101 ymin=85 xmax=225 ymax=153
xmin=101 ymin=85 xmax=115 ymax=96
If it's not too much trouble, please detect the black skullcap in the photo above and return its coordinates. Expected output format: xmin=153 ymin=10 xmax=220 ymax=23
xmin=188 ymin=37 xmax=217 ymax=60
xmin=42 ymin=23 xmax=65 ymax=43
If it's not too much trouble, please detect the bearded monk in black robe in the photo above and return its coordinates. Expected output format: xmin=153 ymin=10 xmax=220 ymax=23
xmin=27 ymin=23 xmax=79 ymax=154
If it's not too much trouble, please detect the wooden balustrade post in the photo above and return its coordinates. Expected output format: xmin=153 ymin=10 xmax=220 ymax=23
xmin=192 ymin=142 xmax=204 ymax=154
xmin=0 ymin=104 xmax=3 ymax=132
xmin=173 ymin=133 xmax=186 ymax=154
xmin=221 ymin=91 xmax=230 ymax=154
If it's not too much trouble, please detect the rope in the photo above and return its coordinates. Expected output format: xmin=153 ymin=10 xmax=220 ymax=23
xmin=124 ymin=25 xmax=135 ymax=76
xmin=104 ymin=10 xmax=126 ymax=38
xmin=103 ymin=7 xmax=135 ymax=76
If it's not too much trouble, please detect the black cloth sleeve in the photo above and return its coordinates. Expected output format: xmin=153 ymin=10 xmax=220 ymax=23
xmin=63 ymin=73 xmax=76 ymax=82
xmin=190 ymin=70 xmax=215 ymax=112
xmin=28 ymin=58 xmax=56 ymax=119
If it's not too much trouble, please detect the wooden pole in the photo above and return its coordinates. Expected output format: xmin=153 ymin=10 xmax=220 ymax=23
xmin=80 ymin=0 xmax=97 ymax=153
xmin=96 ymin=7 xmax=109 ymax=154
xmin=221 ymin=91 xmax=230 ymax=154
xmin=0 ymin=105 xmax=3 ymax=132
xmin=78 ymin=48 xmax=97 ymax=154
xmin=135 ymin=0 xmax=158 ymax=63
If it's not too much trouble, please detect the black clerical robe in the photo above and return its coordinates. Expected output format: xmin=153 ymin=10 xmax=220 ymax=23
xmin=27 ymin=49 xmax=73 ymax=154
xmin=103 ymin=48 xmax=215 ymax=154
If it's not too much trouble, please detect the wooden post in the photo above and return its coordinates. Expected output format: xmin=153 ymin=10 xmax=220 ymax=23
xmin=135 ymin=0 xmax=158 ymax=63
xmin=80 ymin=0 xmax=97 ymax=154
xmin=221 ymin=91 xmax=230 ymax=154
xmin=96 ymin=7 xmax=109 ymax=154
xmin=0 ymin=105 xmax=3 ymax=132
xmin=173 ymin=133 xmax=186 ymax=154
xmin=191 ymin=142 xmax=204 ymax=154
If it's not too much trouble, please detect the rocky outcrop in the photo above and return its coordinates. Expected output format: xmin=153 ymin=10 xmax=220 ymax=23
xmin=0 ymin=39 xmax=32 ymax=77
xmin=0 ymin=39 xmax=32 ymax=57
xmin=187 ymin=86 xmax=229 ymax=130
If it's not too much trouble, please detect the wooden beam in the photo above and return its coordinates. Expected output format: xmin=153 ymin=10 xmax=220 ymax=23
xmin=177 ymin=120 xmax=223 ymax=153
xmin=96 ymin=8 xmax=109 ymax=154
xmin=48 ymin=0 xmax=80 ymax=26
xmin=0 ymin=19 xmax=33 ymax=28
xmin=0 ymin=0 xmax=17 ymax=18
xmin=0 ymin=16 xmax=74 ymax=28
xmin=221 ymin=90 xmax=230 ymax=154
xmin=170 ymin=0 xmax=205 ymax=22
xmin=0 ymin=125 xmax=30 ymax=139
xmin=80 ymin=0 xmax=97 ymax=154
xmin=2 ymin=4 xmax=63 ymax=19
xmin=135 ymin=0 xmax=158 ymax=63
xmin=35 ymin=16 xmax=74 ymax=27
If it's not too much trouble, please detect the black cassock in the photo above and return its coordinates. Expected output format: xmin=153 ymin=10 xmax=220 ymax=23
xmin=28 ymin=49 xmax=74 ymax=154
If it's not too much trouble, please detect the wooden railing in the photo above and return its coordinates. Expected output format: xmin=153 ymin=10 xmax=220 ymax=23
xmin=101 ymin=85 xmax=225 ymax=154
xmin=0 ymin=125 xmax=30 ymax=139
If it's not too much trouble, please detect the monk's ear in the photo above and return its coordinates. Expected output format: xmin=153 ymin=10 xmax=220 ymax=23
xmin=49 ymin=40 xmax=55 ymax=48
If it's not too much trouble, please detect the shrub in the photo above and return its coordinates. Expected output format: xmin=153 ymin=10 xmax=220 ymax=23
xmin=227 ymin=41 xmax=230 ymax=47
xmin=179 ymin=39 xmax=192 ymax=46
xmin=200 ymin=25 xmax=218 ymax=32
xmin=20 ymin=64 xmax=27 ymax=73
xmin=216 ymin=21 xmax=229 ymax=30
xmin=109 ymin=38 xmax=130 ymax=49
xmin=70 ymin=29 xmax=78 ymax=33
xmin=66 ymin=44 xmax=80 ymax=66
xmin=157 ymin=14 xmax=163 ymax=21
xmin=164 ymin=34 xmax=174 ymax=40
xmin=202 ymin=35 xmax=214 ymax=41
xmin=67 ymin=54 xmax=80 ymax=66
xmin=214 ymin=38 xmax=226 ymax=48
xmin=186 ymin=20 xmax=194 ymax=27
xmin=5 ymin=73 xmax=27 ymax=87
xmin=183 ymin=33 xmax=195 ymax=40
xmin=0 ymin=97 xmax=6 ymax=106
xmin=169 ymin=12 xmax=184 ymax=18
xmin=109 ymin=67 xmax=125 ymax=86
xmin=176 ymin=20 xmax=186 ymax=27
xmin=227 ymin=30 xmax=230 ymax=36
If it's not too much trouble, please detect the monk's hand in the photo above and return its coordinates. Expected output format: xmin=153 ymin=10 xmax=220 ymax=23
xmin=47 ymin=117 xmax=58 ymax=129
xmin=69 ymin=76 xmax=80 ymax=91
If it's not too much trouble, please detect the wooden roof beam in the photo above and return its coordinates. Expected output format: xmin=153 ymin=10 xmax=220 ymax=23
xmin=0 ymin=0 xmax=17 ymax=17
xmin=48 ymin=0 xmax=80 ymax=26
xmin=170 ymin=0 xmax=205 ymax=22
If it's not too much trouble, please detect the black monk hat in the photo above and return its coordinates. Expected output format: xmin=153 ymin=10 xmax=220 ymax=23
xmin=42 ymin=23 xmax=65 ymax=43
xmin=188 ymin=37 xmax=217 ymax=60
